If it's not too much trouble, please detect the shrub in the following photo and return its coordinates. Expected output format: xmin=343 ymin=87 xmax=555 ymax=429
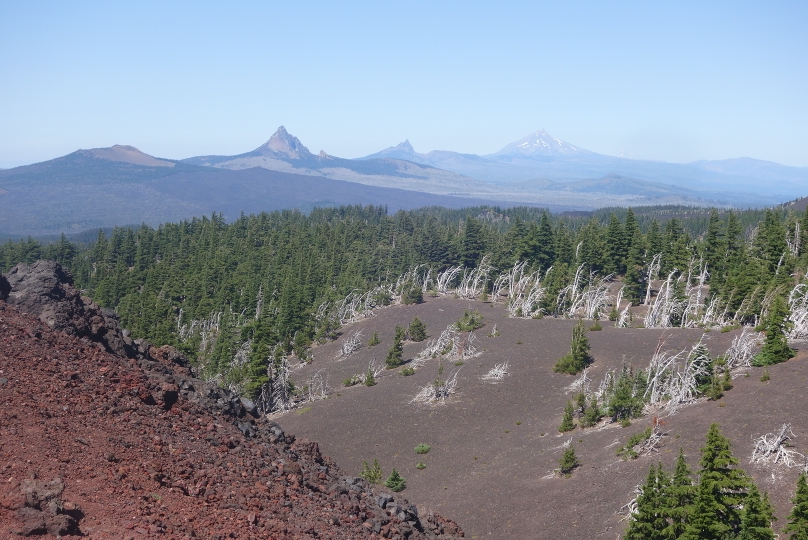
xmin=617 ymin=427 xmax=652 ymax=460
xmin=343 ymin=376 xmax=360 ymax=387
xmin=400 ymin=367 xmax=415 ymax=376
xmin=416 ymin=461 xmax=426 ymax=470
xmin=384 ymin=469 xmax=406 ymax=492
xmin=414 ymin=443 xmax=431 ymax=454
xmin=456 ymin=310 xmax=484 ymax=331
xmin=368 ymin=331 xmax=381 ymax=347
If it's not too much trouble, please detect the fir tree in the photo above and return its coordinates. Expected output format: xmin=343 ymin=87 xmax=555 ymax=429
xmin=682 ymin=477 xmax=729 ymax=540
xmin=693 ymin=423 xmax=752 ymax=536
xmin=553 ymin=320 xmax=592 ymax=374
xmin=625 ymin=463 xmax=670 ymax=540
xmin=582 ymin=396 xmax=602 ymax=427
xmin=385 ymin=326 xmax=405 ymax=369
xmin=663 ymin=448 xmax=695 ymax=539
xmin=408 ymin=316 xmax=427 ymax=342
xmin=368 ymin=331 xmax=380 ymax=347
xmin=559 ymin=401 xmax=575 ymax=432
xmin=785 ymin=472 xmax=808 ymax=539
xmin=754 ymin=295 xmax=796 ymax=366
xmin=737 ymin=484 xmax=776 ymax=540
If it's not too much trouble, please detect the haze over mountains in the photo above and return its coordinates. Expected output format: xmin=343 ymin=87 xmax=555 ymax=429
xmin=1 ymin=126 xmax=806 ymax=236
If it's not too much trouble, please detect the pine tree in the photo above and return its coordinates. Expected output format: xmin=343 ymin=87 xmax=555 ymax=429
xmin=385 ymin=325 xmax=405 ymax=369
xmin=785 ymin=472 xmax=808 ymax=539
xmin=754 ymin=295 xmax=796 ymax=366
xmin=737 ymin=484 xmax=776 ymax=540
xmin=553 ymin=320 xmax=592 ymax=374
xmin=559 ymin=444 xmax=579 ymax=476
xmin=662 ymin=448 xmax=695 ymax=539
xmin=559 ymin=401 xmax=575 ymax=432
xmin=408 ymin=316 xmax=427 ymax=342
xmin=625 ymin=463 xmax=670 ymax=540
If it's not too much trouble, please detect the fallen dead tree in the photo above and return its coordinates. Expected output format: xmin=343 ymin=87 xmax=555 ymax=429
xmin=411 ymin=369 xmax=461 ymax=404
xmin=481 ymin=362 xmax=509 ymax=382
xmin=750 ymin=423 xmax=805 ymax=469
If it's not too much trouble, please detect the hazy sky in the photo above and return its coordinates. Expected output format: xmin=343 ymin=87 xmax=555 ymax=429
xmin=1 ymin=1 xmax=806 ymax=168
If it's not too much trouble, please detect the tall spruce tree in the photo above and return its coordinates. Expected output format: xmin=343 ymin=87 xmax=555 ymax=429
xmin=754 ymin=295 xmax=796 ymax=366
xmin=694 ymin=423 xmax=752 ymax=536
xmin=737 ymin=484 xmax=776 ymax=540
xmin=625 ymin=463 xmax=670 ymax=540
xmin=785 ymin=472 xmax=808 ymax=539
xmin=663 ymin=448 xmax=695 ymax=539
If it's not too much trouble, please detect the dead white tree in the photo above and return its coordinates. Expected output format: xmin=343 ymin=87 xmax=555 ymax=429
xmin=334 ymin=329 xmax=363 ymax=360
xmin=456 ymin=256 xmax=493 ymax=299
xmin=481 ymin=362 xmax=510 ymax=382
xmin=618 ymin=485 xmax=644 ymax=521
xmin=565 ymin=366 xmax=591 ymax=396
xmin=724 ymin=326 xmax=761 ymax=371
xmin=750 ymin=424 xmax=805 ymax=468
xmin=305 ymin=369 xmax=330 ymax=402
xmin=644 ymin=269 xmax=687 ymax=328
xmin=643 ymin=254 xmax=662 ymax=306
xmin=787 ymin=222 xmax=801 ymax=258
xmin=493 ymin=261 xmax=549 ymax=317
xmin=614 ymin=286 xmax=632 ymax=328
xmin=413 ymin=325 xmax=458 ymax=367
xmin=642 ymin=336 xmax=712 ymax=415
xmin=435 ymin=266 xmax=463 ymax=294
xmin=411 ymin=369 xmax=461 ymax=404
xmin=556 ymin=264 xmax=613 ymax=319
xmin=634 ymin=424 xmax=668 ymax=457
xmin=788 ymin=283 xmax=808 ymax=340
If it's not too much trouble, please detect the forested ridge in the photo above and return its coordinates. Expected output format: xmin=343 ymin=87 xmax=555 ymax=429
xmin=2 ymin=203 xmax=807 ymax=398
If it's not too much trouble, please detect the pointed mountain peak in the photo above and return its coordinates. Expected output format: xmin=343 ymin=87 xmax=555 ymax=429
xmin=259 ymin=126 xmax=312 ymax=158
xmin=395 ymin=139 xmax=415 ymax=153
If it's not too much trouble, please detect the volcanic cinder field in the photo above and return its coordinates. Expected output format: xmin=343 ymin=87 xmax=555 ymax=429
xmin=278 ymin=296 xmax=808 ymax=539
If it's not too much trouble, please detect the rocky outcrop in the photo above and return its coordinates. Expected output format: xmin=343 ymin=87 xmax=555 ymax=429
xmin=0 ymin=300 xmax=464 ymax=538
xmin=4 ymin=260 xmax=133 ymax=357
xmin=0 ymin=263 xmax=465 ymax=538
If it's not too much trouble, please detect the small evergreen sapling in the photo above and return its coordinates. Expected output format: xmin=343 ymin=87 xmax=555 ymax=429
xmin=368 ymin=331 xmax=381 ymax=347
xmin=553 ymin=320 xmax=592 ymax=375
xmin=559 ymin=444 xmax=579 ymax=476
xmin=559 ymin=401 xmax=575 ymax=433
xmin=408 ymin=316 xmax=427 ymax=342
xmin=360 ymin=459 xmax=383 ymax=484
xmin=385 ymin=326 xmax=405 ymax=369
xmin=384 ymin=469 xmax=406 ymax=492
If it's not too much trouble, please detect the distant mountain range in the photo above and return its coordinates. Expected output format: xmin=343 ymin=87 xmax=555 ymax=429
xmin=1 ymin=126 xmax=805 ymax=236
xmin=361 ymin=130 xmax=808 ymax=204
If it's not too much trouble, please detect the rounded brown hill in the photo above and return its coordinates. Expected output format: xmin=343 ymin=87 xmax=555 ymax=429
xmin=0 ymin=297 xmax=464 ymax=539
xmin=279 ymin=296 xmax=808 ymax=539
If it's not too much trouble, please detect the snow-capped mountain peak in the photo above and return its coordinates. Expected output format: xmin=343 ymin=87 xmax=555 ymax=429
xmin=491 ymin=129 xmax=587 ymax=158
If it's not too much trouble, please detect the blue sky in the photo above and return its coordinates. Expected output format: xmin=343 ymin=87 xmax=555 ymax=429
xmin=1 ymin=1 xmax=806 ymax=168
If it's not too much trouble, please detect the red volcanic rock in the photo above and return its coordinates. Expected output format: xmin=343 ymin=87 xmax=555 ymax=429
xmin=0 ymin=295 xmax=463 ymax=539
